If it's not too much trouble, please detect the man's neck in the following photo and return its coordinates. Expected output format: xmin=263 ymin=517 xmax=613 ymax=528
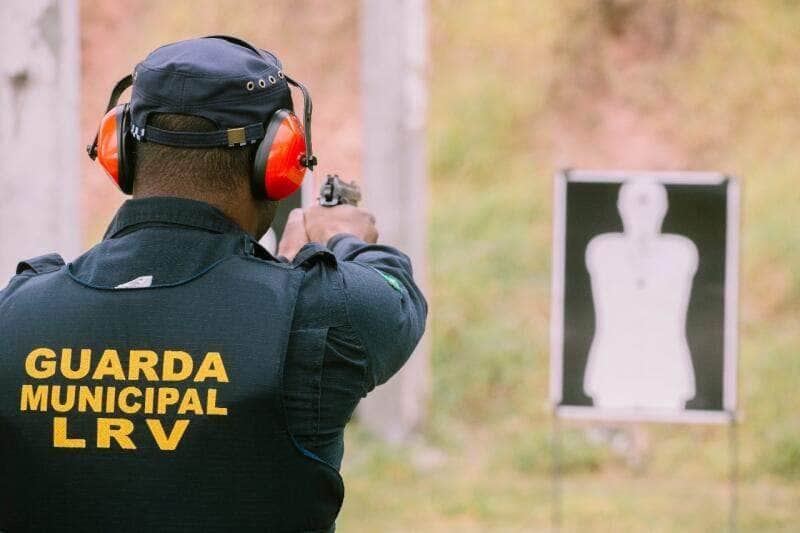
xmin=132 ymin=189 xmax=262 ymax=237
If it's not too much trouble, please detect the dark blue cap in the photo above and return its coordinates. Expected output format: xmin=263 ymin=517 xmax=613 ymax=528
xmin=129 ymin=36 xmax=294 ymax=148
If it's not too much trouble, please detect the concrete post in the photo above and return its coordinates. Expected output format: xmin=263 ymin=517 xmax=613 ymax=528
xmin=359 ymin=0 xmax=430 ymax=443
xmin=0 ymin=0 xmax=81 ymax=281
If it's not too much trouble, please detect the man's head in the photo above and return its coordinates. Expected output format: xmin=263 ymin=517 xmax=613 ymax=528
xmin=125 ymin=36 xmax=297 ymax=238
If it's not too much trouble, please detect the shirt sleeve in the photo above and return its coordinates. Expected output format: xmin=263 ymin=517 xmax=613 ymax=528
xmin=327 ymin=233 xmax=428 ymax=391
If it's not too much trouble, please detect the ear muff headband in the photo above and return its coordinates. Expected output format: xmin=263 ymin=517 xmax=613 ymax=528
xmin=282 ymin=74 xmax=316 ymax=170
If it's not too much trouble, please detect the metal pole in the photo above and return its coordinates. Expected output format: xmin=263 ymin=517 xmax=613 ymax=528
xmin=552 ymin=407 xmax=562 ymax=532
xmin=358 ymin=0 xmax=430 ymax=444
xmin=0 ymin=0 xmax=81 ymax=279
xmin=729 ymin=414 xmax=738 ymax=532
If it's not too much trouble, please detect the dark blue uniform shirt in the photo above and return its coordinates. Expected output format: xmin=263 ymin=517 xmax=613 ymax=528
xmin=1 ymin=197 xmax=427 ymax=470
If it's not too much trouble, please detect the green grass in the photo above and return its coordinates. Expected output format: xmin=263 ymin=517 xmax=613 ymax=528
xmin=338 ymin=1 xmax=800 ymax=531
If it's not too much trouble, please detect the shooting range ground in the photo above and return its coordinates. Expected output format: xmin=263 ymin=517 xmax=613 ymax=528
xmin=339 ymin=2 xmax=800 ymax=531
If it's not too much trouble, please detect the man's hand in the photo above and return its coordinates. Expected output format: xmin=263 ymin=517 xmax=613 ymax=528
xmin=304 ymin=204 xmax=379 ymax=246
xmin=277 ymin=208 xmax=309 ymax=261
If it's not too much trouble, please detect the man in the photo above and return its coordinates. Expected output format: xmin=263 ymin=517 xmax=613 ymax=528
xmin=0 ymin=36 xmax=426 ymax=532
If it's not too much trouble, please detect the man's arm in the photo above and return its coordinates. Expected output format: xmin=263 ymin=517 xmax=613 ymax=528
xmin=280 ymin=205 xmax=427 ymax=390
xmin=328 ymin=234 xmax=427 ymax=389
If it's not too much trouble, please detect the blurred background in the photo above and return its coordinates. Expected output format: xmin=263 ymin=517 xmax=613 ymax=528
xmin=3 ymin=0 xmax=800 ymax=530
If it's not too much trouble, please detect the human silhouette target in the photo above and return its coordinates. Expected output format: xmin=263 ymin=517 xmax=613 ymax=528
xmin=550 ymin=170 xmax=739 ymax=423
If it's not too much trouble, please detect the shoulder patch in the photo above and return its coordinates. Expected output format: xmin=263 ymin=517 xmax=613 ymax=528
xmin=369 ymin=266 xmax=404 ymax=294
xmin=16 ymin=253 xmax=66 ymax=275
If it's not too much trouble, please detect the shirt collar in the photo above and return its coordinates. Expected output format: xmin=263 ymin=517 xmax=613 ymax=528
xmin=103 ymin=196 xmax=247 ymax=240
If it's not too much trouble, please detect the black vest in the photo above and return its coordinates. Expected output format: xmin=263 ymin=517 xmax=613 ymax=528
xmin=0 ymin=249 xmax=344 ymax=532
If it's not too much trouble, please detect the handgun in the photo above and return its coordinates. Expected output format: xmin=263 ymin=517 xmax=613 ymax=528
xmin=318 ymin=174 xmax=362 ymax=207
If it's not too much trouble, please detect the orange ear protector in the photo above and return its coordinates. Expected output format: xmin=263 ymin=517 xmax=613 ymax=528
xmin=86 ymin=75 xmax=135 ymax=193
xmin=87 ymin=45 xmax=316 ymax=200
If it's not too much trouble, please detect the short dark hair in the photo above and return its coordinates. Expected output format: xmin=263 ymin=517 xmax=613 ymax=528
xmin=133 ymin=113 xmax=255 ymax=194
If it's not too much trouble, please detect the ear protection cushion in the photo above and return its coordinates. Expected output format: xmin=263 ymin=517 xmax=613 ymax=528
xmin=252 ymin=109 xmax=307 ymax=201
xmin=117 ymin=104 xmax=134 ymax=194
xmin=96 ymin=104 xmax=134 ymax=194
